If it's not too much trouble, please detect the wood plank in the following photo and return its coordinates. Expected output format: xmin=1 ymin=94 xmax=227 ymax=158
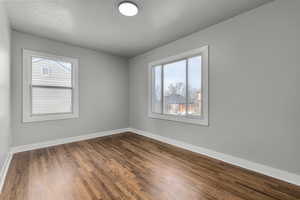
xmin=1 ymin=132 xmax=299 ymax=200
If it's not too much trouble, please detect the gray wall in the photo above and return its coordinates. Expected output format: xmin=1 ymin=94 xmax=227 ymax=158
xmin=12 ymin=31 xmax=129 ymax=146
xmin=129 ymin=0 xmax=300 ymax=175
xmin=0 ymin=4 xmax=11 ymax=171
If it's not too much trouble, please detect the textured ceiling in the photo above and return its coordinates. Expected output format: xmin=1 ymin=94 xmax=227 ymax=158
xmin=4 ymin=0 xmax=273 ymax=57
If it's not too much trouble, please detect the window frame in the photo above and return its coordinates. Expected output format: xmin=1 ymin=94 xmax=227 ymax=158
xmin=22 ymin=49 xmax=79 ymax=122
xmin=148 ymin=46 xmax=209 ymax=126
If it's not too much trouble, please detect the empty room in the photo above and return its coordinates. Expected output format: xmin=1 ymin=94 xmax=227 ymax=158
xmin=0 ymin=0 xmax=300 ymax=199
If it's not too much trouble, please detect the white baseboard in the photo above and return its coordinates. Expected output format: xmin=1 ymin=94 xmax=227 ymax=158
xmin=0 ymin=152 xmax=13 ymax=193
xmin=11 ymin=128 xmax=131 ymax=154
xmin=1 ymin=128 xmax=130 ymax=193
xmin=5 ymin=127 xmax=300 ymax=188
xmin=129 ymin=128 xmax=300 ymax=186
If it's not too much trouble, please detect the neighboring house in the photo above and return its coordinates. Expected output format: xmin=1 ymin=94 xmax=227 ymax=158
xmin=31 ymin=58 xmax=73 ymax=114
xmin=32 ymin=58 xmax=72 ymax=87
xmin=164 ymin=92 xmax=202 ymax=115
xmin=164 ymin=93 xmax=186 ymax=114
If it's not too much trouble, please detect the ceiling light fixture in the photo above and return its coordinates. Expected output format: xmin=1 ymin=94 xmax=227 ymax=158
xmin=118 ymin=1 xmax=139 ymax=17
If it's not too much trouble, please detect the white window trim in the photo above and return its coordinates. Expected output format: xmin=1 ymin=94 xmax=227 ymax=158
xmin=22 ymin=49 xmax=79 ymax=122
xmin=148 ymin=46 xmax=209 ymax=126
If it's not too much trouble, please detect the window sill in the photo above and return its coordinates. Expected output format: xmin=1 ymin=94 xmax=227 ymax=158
xmin=148 ymin=113 xmax=208 ymax=126
xmin=23 ymin=113 xmax=79 ymax=123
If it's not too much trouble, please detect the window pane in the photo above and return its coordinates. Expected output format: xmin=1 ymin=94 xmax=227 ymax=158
xmin=32 ymin=87 xmax=72 ymax=114
xmin=188 ymin=56 xmax=202 ymax=116
xmin=152 ymin=65 xmax=162 ymax=113
xmin=32 ymin=57 xmax=72 ymax=87
xmin=163 ymin=60 xmax=186 ymax=115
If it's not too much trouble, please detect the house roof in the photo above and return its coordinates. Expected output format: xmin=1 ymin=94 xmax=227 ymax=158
xmin=33 ymin=58 xmax=71 ymax=72
xmin=165 ymin=94 xmax=186 ymax=104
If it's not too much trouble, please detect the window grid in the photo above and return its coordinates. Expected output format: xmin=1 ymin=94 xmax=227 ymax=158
xmin=148 ymin=46 xmax=208 ymax=126
xmin=30 ymin=56 xmax=74 ymax=116
xmin=152 ymin=55 xmax=203 ymax=118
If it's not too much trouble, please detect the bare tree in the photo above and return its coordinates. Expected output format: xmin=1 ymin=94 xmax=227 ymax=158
xmin=166 ymin=82 xmax=185 ymax=96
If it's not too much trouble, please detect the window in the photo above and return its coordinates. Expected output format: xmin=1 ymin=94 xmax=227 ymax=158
xmin=23 ymin=49 xmax=79 ymax=122
xmin=41 ymin=65 xmax=50 ymax=76
xmin=148 ymin=46 xmax=208 ymax=126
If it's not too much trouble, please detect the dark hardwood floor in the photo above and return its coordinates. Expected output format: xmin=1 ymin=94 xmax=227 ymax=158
xmin=1 ymin=132 xmax=299 ymax=200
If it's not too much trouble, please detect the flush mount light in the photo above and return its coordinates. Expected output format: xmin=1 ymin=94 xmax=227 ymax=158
xmin=118 ymin=1 xmax=139 ymax=16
